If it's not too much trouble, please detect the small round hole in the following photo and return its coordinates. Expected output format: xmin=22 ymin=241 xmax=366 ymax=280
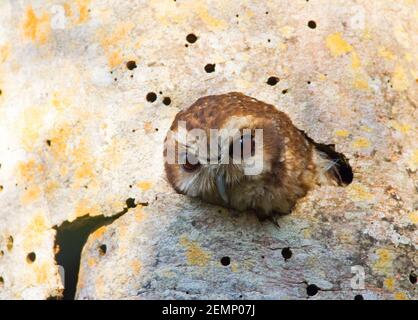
xmin=98 ymin=244 xmax=107 ymax=256
xmin=46 ymin=140 xmax=51 ymax=146
xmin=308 ymin=20 xmax=317 ymax=29
xmin=354 ymin=294 xmax=364 ymax=300
xmin=220 ymin=256 xmax=230 ymax=266
xmin=306 ymin=284 xmax=319 ymax=296
xmin=0 ymin=276 xmax=4 ymax=287
xmin=281 ymin=247 xmax=292 ymax=260
xmin=162 ymin=97 xmax=171 ymax=105
xmin=204 ymin=63 xmax=216 ymax=73
xmin=186 ymin=33 xmax=198 ymax=44
xmin=126 ymin=60 xmax=137 ymax=70
xmin=146 ymin=92 xmax=157 ymax=103
xmin=267 ymin=76 xmax=279 ymax=86
xmin=26 ymin=252 xmax=36 ymax=263
xmin=282 ymin=89 xmax=288 ymax=94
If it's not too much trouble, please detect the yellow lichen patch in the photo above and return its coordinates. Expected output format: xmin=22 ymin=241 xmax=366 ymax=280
xmin=23 ymin=212 xmax=50 ymax=251
xmin=231 ymin=262 xmax=239 ymax=272
xmin=373 ymin=248 xmax=394 ymax=275
xmin=87 ymin=257 xmax=97 ymax=268
xmin=279 ymin=25 xmax=295 ymax=38
xmin=22 ymin=6 xmax=51 ymax=44
xmin=352 ymin=137 xmax=370 ymax=148
xmin=348 ymin=183 xmax=373 ymax=201
xmin=137 ymin=181 xmax=152 ymax=191
xmin=70 ymin=199 xmax=101 ymax=222
xmin=18 ymin=159 xmax=44 ymax=184
xmin=130 ymin=260 xmax=142 ymax=274
xmin=50 ymin=92 xmax=71 ymax=112
xmin=392 ymin=64 xmax=410 ymax=91
xmin=394 ymin=292 xmax=408 ymax=300
xmin=360 ymin=126 xmax=373 ymax=133
xmin=195 ymin=3 xmax=227 ymax=31
xmin=407 ymin=149 xmax=418 ymax=171
xmin=90 ymin=226 xmax=107 ymax=241
xmin=389 ymin=120 xmax=411 ymax=134
xmin=21 ymin=185 xmax=41 ymax=205
xmin=378 ymin=47 xmax=395 ymax=60
xmin=384 ymin=277 xmax=395 ymax=291
xmin=179 ymin=235 xmax=211 ymax=267
xmin=326 ymin=32 xmax=353 ymax=56
xmin=63 ymin=2 xmax=73 ymax=17
xmin=75 ymin=0 xmax=91 ymax=24
xmin=335 ymin=129 xmax=350 ymax=137
xmin=143 ymin=121 xmax=154 ymax=134
xmin=351 ymin=52 xmax=361 ymax=69
xmin=353 ymin=74 xmax=369 ymax=90
xmin=408 ymin=211 xmax=418 ymax=224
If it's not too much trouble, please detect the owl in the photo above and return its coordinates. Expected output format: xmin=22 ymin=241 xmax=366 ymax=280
xmin=164 ymin=92 xmax=352 ymax=220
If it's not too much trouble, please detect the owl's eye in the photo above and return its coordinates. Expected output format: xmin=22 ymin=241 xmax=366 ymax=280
xmin=182 ymin=153 xmax=200 ymax=172
xmin=229 ymin=134 xmax=255 ymax=160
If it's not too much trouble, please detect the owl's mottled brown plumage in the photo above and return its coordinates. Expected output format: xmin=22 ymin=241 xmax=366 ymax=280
xmin=164 ymin=92 xmax=352 ymax=219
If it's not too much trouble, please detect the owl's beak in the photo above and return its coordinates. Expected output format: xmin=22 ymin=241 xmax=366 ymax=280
xmin=216 ymin=174 xmax=229 ymax=204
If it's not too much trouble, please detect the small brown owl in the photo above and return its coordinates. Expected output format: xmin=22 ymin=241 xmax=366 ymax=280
xmin=164 ymin=92 xmax=352 ymax=220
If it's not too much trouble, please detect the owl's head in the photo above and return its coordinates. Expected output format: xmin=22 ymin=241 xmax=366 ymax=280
xmin=164 ymin=92 xmax=286 ymax=206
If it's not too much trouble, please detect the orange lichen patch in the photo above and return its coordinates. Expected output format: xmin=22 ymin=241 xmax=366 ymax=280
xmin=373 ymin=248 xmax=394 ymax=275
xmin=392 ymin=64 xmax=410 ymax=91
xmin=326 ymin=32 xmax=353 ymax=56
xmin=179 ymin=235 xmax=211 ymax=267
xmin=103 ymin=137 xmax=124 ymax=170
xmin=63 ymin=2 xmax=73 ymax=17
xmin=134 ymin=206 xmax=146 ymax=222
xmin=130 ymin=260 xmax=142 ymax=274
xmin=95 ymin=275 xmax=105 ymax=297
xmin=71 ymin=139 xmax=96 ymax=188
xmin=348 ymin=183 xmax=374 ymax=201
xmin=143 ymin=121 xmax=154 ymax=134
xmin=75 ymin=0 xmax=91 ymax=24
xmin=23 ymin=213 xmax=50 ymax=251
xmin=34 ymin=262 xmax=50 ymax=284
xmin=21 ymin=185 xmax=41 ymax=205
xmin=394 ymin=292 xmax=408 ymax=300
xmin=19 ymin=105 xmax=49 ymax=151
xmin=45 ymin=181 xmax=59 ymax=194
xmin=0 ymin=44 xmax=10 ymax=63
xmin=18 ymin=159 xmax=44 ymax=184
xmin=137 ymin=181 xmax=152 ymax=191
xmin=22 ymin=6 xmax=51 ymax=44
xmin=87 ymin=257 xmax=97 ymax=268
xmin=352 ymin=137 xmax=370 ymax=148
xmin=335 ymin=129 xmax=350 ymax=137
xmin=384 ymin=277 xmax=395 ymax=291
xmin=90 ymin=226 xmax=107 ymax=241
xmin=50 ymin=92 xmax=70 ymax=112
xmin=70 ymin=199 xmax=101 ymax=222
xmin=107 ymin=50 xmax=123 ymax=69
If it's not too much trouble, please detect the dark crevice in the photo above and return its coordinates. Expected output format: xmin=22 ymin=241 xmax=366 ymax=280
xmin=53 ymin=198 xmax=145 ymax=300
xmin=299 ymin=130 xmax=354 ymax=185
